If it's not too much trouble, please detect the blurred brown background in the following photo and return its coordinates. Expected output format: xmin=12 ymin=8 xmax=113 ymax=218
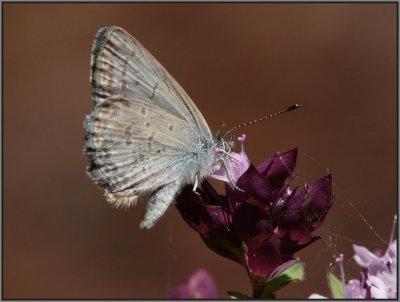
xmin=4 ymin=3 xmax=397 ymax=299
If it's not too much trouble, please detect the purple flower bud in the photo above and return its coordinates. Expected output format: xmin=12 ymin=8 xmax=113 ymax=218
xmin=169 ymin=269 xmax=218 ymax=299
xmin=278 ymin=175 xmax=334 ymax=245
xmin=246 ymin=235 xmax=282 ymax=277
xmin=303 ymin=174 xmax=334 ymax=229
xmin=258 ymin=148 xmax=298 ymax=191
xmin=235 ymin=164 xmax=273 ymax=206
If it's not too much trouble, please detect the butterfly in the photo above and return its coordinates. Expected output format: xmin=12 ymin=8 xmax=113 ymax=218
xmin=84 ymin=26 xmax=235 ymax=229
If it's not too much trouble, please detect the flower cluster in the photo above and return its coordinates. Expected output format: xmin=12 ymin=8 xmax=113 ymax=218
xmin=353 ymin=239 xmax=397 ymax=298
xmin=176 ymin=137 xmax=334 ymax=298
xmin=311 ymin=238 xmax=397 ymax=299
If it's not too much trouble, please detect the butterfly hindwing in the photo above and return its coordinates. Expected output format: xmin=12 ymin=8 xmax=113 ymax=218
xmin=84 ymin=96 xmax=203 ymax=203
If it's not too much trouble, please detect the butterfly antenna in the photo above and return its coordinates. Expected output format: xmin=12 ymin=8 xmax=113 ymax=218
xmin=223 ymin=103 xmax=302 ymax=137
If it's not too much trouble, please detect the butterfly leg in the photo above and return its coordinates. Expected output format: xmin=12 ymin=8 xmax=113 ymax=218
xmin=192 ymin=175 xmax=201 ymax=196
xmin=140 ymin=180 xmax=181 ymax=229
xmin=219 ymin=158 xmax=244 ymax=192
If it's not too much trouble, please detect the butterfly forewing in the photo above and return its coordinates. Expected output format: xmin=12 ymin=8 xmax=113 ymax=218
xmin=90 ymin=26 xmax=212 ymax=138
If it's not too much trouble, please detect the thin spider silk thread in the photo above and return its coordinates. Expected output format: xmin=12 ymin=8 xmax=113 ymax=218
xmin=166 ymin=210 xmax=173 ymax=297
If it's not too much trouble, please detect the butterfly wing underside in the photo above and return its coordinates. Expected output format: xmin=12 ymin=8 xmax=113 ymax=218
xmin=90 ymin=26 xmax=211 ymax=137
xmin=85 ymin=27 xmax=213 ymax=229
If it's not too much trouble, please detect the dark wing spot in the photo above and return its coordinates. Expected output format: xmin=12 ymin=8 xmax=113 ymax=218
xmin=119 ymin=98 xmax=131 ymax=107
xmin=168 ymin=125 xmax=174 ymax=131
xmin=145 ymin=122 xmax=151 ymax=127
xmin=141 ymin=107 xmax=147 ymax=115
xmin=101 ymin=101 xmax=112 ymax=108
xmin=124 ymin=125 xmax=133 ymax=145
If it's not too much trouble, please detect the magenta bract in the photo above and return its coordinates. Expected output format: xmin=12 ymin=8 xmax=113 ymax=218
xmin=176 ymin=147 xmax=334 ymax=281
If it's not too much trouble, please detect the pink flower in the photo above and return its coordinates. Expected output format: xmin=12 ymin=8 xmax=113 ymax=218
xmin=353 ymin=240 xmax=397 ymax=299
xmin=309 ymin=227 xmax=397 ymax=299
xmin=210 ymin=134 xmax=250 ymax=186
xmin=169 ymin=269 xmax=218 ymax=299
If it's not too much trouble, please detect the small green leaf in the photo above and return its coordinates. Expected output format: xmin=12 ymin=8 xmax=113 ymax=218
xmin=280 ymin=262 xmax=305 ymax=281
xmin=327 ymin=272 xmax=345 ymax=299
xmin=227 ymin=290 xmax=250 ymax=299
xmin=260 ymin=262 xmax=305 ymax=297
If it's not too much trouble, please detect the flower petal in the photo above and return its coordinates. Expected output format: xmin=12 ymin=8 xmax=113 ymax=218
xmin=303 ymin=174 xmax=334 ymax=229
xmin=236 ymin=164 xmax=273 ymax=205
xmin=353 ymin=244 xmax=379 ymax=268
xmin=344 ymin=279 xmax=367 ymax=299
xmin=269 ymin=184 xmax=293 ymax=219
xmin=384 ymin=239 xmax=397 ymax=264
xmin=278 ymin=190 xmax=312 ymax=245
xmin=368 ymin=259 xmax=389 ymax=276
xmin=246 ymin=235 xmax=282 ymax=277
xmin=225 ymin=164 xmax=272 ymax=207
xmin=210 ymin=151 xmax=250 ymax=185
xmin=266 ymin=259 xmax=297 ymax=282
xmin=202 ymin=205 xmax=232 ymax=231
xmin=199 ymin=206 xmax=244 ymax=264
xmin=369 ymin=273 xmax=396 ymax=299
xmin=368 ymin=258 xmax=396 ymax=298
xmin=232 ymin=202 xmax=272 ymax=244
xmin=309 ymin=293 xmax=328 ymax=299
xmin=258 ymin=148 xmax=298 ymax=190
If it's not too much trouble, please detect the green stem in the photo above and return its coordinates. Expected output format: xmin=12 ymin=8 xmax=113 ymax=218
xmin=251 ymin=278 xmax=266 ymax=299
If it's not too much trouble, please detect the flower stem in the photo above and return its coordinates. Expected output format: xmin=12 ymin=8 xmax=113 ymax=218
xmin=252 ymin=279 xmax=265 ymax=298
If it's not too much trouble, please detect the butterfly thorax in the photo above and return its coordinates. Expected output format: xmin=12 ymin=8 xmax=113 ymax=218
xmin=182 ymin=135 xmax=229 ymax=184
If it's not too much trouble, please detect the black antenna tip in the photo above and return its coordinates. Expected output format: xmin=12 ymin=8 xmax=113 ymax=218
xmin=287 ymin=103 xmax=302 ymax=111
